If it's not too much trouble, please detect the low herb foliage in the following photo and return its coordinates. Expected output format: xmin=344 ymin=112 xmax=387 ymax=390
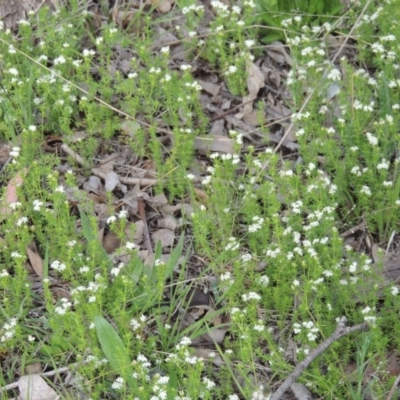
xmin=1 ymin=0 xmax=400 ymax=399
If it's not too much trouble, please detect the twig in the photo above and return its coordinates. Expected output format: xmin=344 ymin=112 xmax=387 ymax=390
xmin=339 ymin=222 xmax=367 ymax=238
xmin=270 ymin=317 xmax=368 ymax=400
xmin=137 ymin=197 xmax=153 ymax=255
xmin=386 ymin=372 xmax=400 ymax=400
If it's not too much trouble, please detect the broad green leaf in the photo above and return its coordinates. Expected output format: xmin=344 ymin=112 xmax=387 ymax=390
xmin=94 ymin=316 xmax=135 ymax=387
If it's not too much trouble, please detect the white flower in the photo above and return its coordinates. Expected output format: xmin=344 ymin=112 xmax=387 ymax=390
xmin=54 ymin=55 xmax=66 ymax=65
xmin=360 ymin=185 xmax=371 ymax=196
xmin=107 ymin=215 xmax=117 ymax=224
xmin=54 ymin=185 xmax=65 ymax=193
xmin=242 ymin=292 xmax=261 ymax=301
xmin=366 ymin=132 xmax=378 ymax=146
xmin=16 ymin=217 xmax=28 ymax=226
xmin=82 ymin=48 xmax=95 ymax=57
xmin=160 ymin=46 xmax=169 ymax=54
xmin=377 ymin=159 xmax=389 ymax=170
xmin=111 ymin=377 xmax=124 ymax=390
xmin=9 ymin=68 xmax=20 ymax=76
xmin=126 ymin=242 xmax=136 ymax=250
xmin=244 ymin=39 xmax=255 ymax=48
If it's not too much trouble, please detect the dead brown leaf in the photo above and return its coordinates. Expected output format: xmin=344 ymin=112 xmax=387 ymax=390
xmin=147 ymin=0 xmax=174 ymax=13
xmin=152 ymin=229 xmax=175 ymax=248
xmin=18 ymin=374 xmax=58 ymax=400
xmin=157 ymin=215 xmax=179 ymax=231
xmin=0 ymin=169 xmax=27 ymax=222
xmin=26 ymin=243 xmax=44 ymax=279
xmin=194 ymin=135 xmax=235 ymax=154
xmin=103 ymin=231 xmax=122 ymax=254
xmin=193 ymin=349 xmax=225 ymax=367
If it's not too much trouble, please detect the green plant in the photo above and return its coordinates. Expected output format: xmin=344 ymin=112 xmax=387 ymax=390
xmin=255 ymin=0 xmax=345 ymax=42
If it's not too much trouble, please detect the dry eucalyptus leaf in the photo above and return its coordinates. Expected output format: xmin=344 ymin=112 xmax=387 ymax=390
xmin=158 ymin=215 xmax=179 ymax=231
xmin=84 ymin=176 xmax=102 ymax=193
xmin=268 ymin=41 xmax=293 ymax=66
xmin=198 ymin=80 xmax=220 ymax=97
xmin=194 ymin=135 xmax=235 ymax=154
xmin=103 ymin=231 xmax=122 ymax=254
xmin=241 ymin=61 xmax=265 ymax=116
xmin=98 ymin=153 xmax=120 ymax=174
xmin=246 ymin=61 xmax=265 ymax=97
xmin=147 ymin=194 xmax=168 ymax=207
xmin=209 ymin=119 xmax=226 ymax=135
xmin=193 ymin=349 xmax=225 ymax=367
xmin=202 ymin=327 xmax=228 ymax=344
xmin=18 ymin=374 xmax=58 ymax=400
xmin=105 ymin=171 xmax=120 ymax=192
xmin=0 ymin=169 xmax=26 ymax=222
xmin=152 ymin=229 xmax=175 ymax=248
xmin=152 ymin=27 xmax=179 ymax=48
xmin=147 ymin=0 xmax=174 ymax=13
xmin=26 ymin=244 xmax=44 ymax=279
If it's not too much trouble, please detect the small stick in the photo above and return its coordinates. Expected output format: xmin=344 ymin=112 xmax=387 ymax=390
xmin=138 ymin=197 xmax=153 ymax=255
xmin=270 ymin=317 xmax=368 ymax=400
xmin=386 ymin=372 xmax=400 ymax=400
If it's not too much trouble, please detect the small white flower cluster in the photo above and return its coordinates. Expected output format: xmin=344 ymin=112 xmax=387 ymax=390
xmin=111 ymin=376 xmax=124 ymax=390
xmin=225 ymin=65 xmax=238 ymax=76
xmin=1 ymin=317 xmax=17 ymax=342
xmin=9 ymin=146 xmax=20 ymax=161
xmin=327 ymin=68 xmax=341 ymax=81
xmin=220 ymin=271 xmax=234 ymax=286
xmin=225 ymin=237 xmax=240 ymax=251
xmin=293 ymin=320 xmax=319 ymax=341
xmin=51 ymin=260 xmax=67 ymax=272
xmin=242 ymin=291 xmax=261 ymax=302
xmin=181 ymin=4 xmax=204 ymax=14
xmin=70 ymin=279 xmax=105 ymax=306
xmin=32 ymin=199 xmax=44 ymax=211
xmin=350 ymin=166 xmax=368 ymax=177
xmin=85 ymin=354 xmax=108 ymax=368
xmin=54 ymin=298 xmax=72 ymax=315
xmin=265 ymin=247 xmax=281 ymax=259
xmin=110 ymin=262 xmax=125 ymax=277
xmin=248 ymin=216 xmax=264 ymax=233
xmin=353 ymin=99 xmax=375 ymax=113
xmin=130 ymin=314 xmax=147 ymax=331
xmin=361 ymin=306 xmax=377 ymax=325
xmin=0 ymin=269 xmax=10 ymax=277
xmin=106 ymin=210 xmax=128 ymax=224
xmin=210 ymin=152 xmax=240 ymax=164
xmin=376 ymin=113 xmax=394 ymax=126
